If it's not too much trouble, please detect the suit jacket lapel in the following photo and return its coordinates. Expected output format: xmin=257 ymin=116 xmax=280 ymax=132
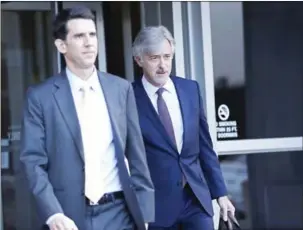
xmin=53 ymin=71 xmax=84 ymax=162
xmin=52 ymin=71 xmax=122 ymax=163
xmin=97 ymin=71 xmax=121 ymax=142
xmin=134 ymin=79 xmax=179 ymax=155
xmin=171 ymin=76 xmax=191 ymax=155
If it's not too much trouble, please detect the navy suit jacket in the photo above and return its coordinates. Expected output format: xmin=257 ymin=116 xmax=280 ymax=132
xmin=132 ymin=76 xmax=227 ymax=227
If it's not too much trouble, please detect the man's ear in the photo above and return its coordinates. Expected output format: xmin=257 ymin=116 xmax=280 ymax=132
xmin=54 ymin=39 xmax=66 ymax=54
xmin=134 ymin=56 xmax=143 ymax=67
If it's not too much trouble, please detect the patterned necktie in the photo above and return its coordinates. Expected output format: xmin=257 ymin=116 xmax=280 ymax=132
xmin=156 ymin=88 xmax=176 ymax=146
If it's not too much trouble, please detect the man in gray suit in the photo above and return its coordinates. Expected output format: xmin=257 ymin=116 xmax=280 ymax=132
xmin=20 ymin=6 xmax=154 ymax=230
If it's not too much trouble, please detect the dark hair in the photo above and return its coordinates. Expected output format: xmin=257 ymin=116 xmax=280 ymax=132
xmin=52 ymin=6 xmax=95 ymax=40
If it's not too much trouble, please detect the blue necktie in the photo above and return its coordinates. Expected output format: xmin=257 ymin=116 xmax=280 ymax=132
xmin=156 ymin=88 xmax=176 ymax=146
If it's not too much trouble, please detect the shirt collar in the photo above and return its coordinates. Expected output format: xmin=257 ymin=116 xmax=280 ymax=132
xmin=66 ymin=67 xmax=99 ymax=91
xmin=142 ymin=75 xmax=174 ymax=98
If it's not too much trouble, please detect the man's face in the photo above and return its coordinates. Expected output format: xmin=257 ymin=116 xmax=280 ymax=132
xmin=135 ymin=39 xmax=173 ymax=87
xmin=55 ymin=18 xmax=98 ymax=69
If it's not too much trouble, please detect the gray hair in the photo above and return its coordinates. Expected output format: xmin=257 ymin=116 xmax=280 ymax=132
xmin=132 ymin=25 xmax=176 ymax=58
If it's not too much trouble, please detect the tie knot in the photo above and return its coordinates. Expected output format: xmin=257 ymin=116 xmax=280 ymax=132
xmin=156 ymin=87 xmax=165 ymax=96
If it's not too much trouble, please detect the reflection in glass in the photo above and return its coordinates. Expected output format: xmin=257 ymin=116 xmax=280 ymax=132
xmin=219 ymin=155 xmax=250 ymax=228
xmin=1 ymin=10 xmax=53 ymax=230
xmin=220 ymin=150 xmax=303 ymax=229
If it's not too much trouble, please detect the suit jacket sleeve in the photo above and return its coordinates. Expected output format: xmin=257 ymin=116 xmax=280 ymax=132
xmin=125 ymin=83 xmax=155 ymax=222
xmin=20 ymin=87 xmax=63 ymax=222
xmin=196 ymin=82 xmax=228 ymax=199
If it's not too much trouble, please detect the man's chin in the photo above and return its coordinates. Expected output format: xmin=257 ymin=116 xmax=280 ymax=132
xmin=82 ymin=62 xmax=96 ymax=69
xmin=154 ymin=76 xmax=169 ymax=86
xmin=156 ymin=72 xmax=169 ymax=77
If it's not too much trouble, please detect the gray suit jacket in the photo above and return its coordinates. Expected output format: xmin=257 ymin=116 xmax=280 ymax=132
xmin=20 ymin=70 xmax=155 ymax=230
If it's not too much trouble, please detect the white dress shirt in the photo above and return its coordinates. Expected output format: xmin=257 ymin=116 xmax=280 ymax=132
xmin=142 ymin=76 xmax=184 ymax=153
xmin=46 ymin=68 xmax=122 ymax=224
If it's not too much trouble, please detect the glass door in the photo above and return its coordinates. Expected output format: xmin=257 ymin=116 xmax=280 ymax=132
xmin=201 ymin=2 xmax=303 ymax=229
xmin=1 ymin=2 xmax=54 ymax=229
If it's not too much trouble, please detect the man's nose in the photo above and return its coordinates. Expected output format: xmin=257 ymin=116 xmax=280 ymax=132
xmin=159 ymin=57 xmax=166 ymax=68
xmin=84 ymin=35 xmax=93 ymax=46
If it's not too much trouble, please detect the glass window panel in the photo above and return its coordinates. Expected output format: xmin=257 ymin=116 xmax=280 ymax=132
xmin=219 ymin=150 xmax=303 ymax=229
xmin=1 ymin=9 xmax=53 ymax=230
xmin=210 ymin=2 xmax=303 ymax=141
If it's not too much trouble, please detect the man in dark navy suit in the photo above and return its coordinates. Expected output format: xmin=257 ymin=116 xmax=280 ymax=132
xmin=132 ymin=25 xmax=235 ymax=230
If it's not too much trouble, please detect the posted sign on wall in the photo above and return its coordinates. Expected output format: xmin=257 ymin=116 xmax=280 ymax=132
xmin=216 ymin=104 xmax=239 ymax=139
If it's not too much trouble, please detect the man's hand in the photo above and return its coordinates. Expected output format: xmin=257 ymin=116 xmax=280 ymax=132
xmin=217 ymin=196 xmax=235 ymax=221
xmin=48 ymin=214 xmax=78 ymax=230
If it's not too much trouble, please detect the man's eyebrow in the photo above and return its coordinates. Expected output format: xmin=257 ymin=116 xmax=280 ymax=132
xmin=73 ymin=31 xmax=96 ymax=36
xmin=73 ymin=32 xmax=84 ymax=36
